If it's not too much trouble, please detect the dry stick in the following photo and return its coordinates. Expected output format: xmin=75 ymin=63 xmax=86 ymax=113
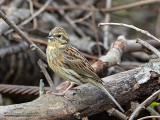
xmin=39 ymin=79 xmax=45 ymax=96
xmin=0 ymin=10 xmax=47 ymax=61
xmin=71 ymin=12 xmax=92 ymax=23
xmin=138 ymin=116 xmax=160 ymax=120
xmin=28 ymin=0 xmax=37 ymax=29
xmin=146 ymin=106 xmax=160 ymax=118
xmin=38 ymin=59 xmax=56 ymax=93
xmin=107 ymin=108 xmax=128 ymax=120
xmin=11 ymin=33 xmax=48 ymax=45
xmin=5 ymin=0 xmax=51 ymax=35
xmin=98 ymin=23 xmax=160 ymax=43
xmin=137 ymin=38 xmax=160 ymax=58
xmin=91 ymin=6 xmax=101 ymax=57
xmin=129 ymin=90 xmax=160 ymax=120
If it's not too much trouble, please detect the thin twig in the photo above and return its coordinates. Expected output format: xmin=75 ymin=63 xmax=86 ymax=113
xmin=38 ymin=59 xmax=56 ymax=93
xmin=27 ymin=0 xmax=37 ymax=29
xmin=138 ymin=116 xmax=160 ymax=120
xmin=98 ymin=23 xmax=160 ymax=43
xmin=11 ymin=33 xmax=48 ymax=45
xmin=107 ymin=108 xmax=128 ymax=120
xmin=91 ymin=6 xmax=101 ymax=57
xmin=71 ymin=12 xmax=92 ymax=24
xmin=137 ymin=38 xmax=160 ymax=58
xmin=129 ymin=90 xmax=160 ymax=120
xmin=146 ymin=106 xmax=160 ymax=118
xmin=39 ymin=79 xmax=45 ymax=96
xmin=0 ymin=10 xmax=47 ymax=61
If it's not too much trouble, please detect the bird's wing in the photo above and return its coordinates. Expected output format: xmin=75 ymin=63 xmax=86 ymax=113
xmin=63 ymin=45 xmax=101 ymax=82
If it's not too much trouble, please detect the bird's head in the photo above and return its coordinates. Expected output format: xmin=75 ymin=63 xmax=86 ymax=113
xmin=47 ymin=27 xmax=69 ymax=48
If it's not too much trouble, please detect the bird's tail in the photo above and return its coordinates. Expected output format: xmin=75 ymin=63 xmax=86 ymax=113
xmin=93 ymin=82 xmax=124 ymax=113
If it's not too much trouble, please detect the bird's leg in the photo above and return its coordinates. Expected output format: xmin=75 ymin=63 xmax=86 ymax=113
xmin=53 ymin=83 xmax=74 ymax=96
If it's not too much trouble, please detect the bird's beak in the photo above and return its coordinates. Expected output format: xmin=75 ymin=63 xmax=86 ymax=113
xmin=47 ymin=33 xmax=54 ymax=39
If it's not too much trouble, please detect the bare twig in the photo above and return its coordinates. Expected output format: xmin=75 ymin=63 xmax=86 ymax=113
xmin=107 ymin=108 xmax=128 ymax=120
xmin=11 ymin=33 xmax=48 ymax=45
xmin=137 ymin=38 xmax=160 ymax=58
xmin=129 ymin=90 xmax=160 ymax=120
xmin=27 ymin=0 xmax=37 ymax=29
xmin=98 ymin=23 xmax=160 ymax=43
xmin=138 ymin=116 xmax=160 ymax=120
xmin=146 ymin=106 xmax=160 ymax=118
xmin=0 ymin=10 xmax=47 ymax=61
xmin=33 ymin=0 xmax=160 ymax=13
xmin=71 ymin=12 xmax=92 ymax=24
xmin=38 ymin=59 xmax=56 ymax=93
xmin=39 ymin=79 xmax=45 ymax=96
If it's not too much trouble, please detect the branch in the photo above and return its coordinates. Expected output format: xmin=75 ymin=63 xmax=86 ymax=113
xmin=99 ymin=22 xmax=160 ymax=43
xmin=137 ymin=38 xmax=160 ymax=58
xmin=0 ymin=64 xmax=160 ymax=119
xmin=129 ymin=90 xmax=160 ymax=120
xmin=38 ymin=59 xmax=56 ymax=93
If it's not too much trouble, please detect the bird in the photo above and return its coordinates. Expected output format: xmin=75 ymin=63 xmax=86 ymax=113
xmin=46 ymin=27 xmax=124 ymax=112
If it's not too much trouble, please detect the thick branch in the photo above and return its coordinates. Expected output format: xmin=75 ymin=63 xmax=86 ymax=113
xmin=0 ymin=67 xmax=160 ymax=119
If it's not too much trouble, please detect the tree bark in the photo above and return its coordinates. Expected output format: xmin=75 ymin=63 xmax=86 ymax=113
xmin=0 ymin=67 xmax=159 ymax=120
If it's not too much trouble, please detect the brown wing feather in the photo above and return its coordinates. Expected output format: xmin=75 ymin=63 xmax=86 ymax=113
xmin=63 ymin=45 xmax=102 ymax=82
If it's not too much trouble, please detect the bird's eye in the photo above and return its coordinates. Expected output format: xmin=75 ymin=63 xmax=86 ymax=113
xmin=57 ymin=35 xmax=61 ymax=38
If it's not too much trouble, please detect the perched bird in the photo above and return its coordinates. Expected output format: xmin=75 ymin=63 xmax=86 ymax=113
xmin=46 ymin=27 xmax=124 ymax=112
